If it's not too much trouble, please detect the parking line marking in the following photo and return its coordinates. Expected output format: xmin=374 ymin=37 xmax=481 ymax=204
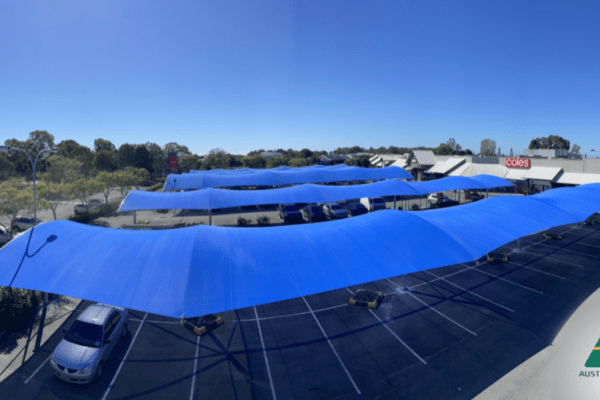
xmin=576 ymin=242 xmax=600 ymax=250
xmin=301 ymin=296 xmax=361 ymax=395
xmin=367 ymin=308 xmax=427 ymax=364
xmin=423 ymin=270 xmax=515 ymax=312
xmin=531 ymin=242 xmax=598 ymax=258
xmin=406 ymin=292 xmax=477 ymax=336
xmin=408 ymin=265 xmax=475 ymax=290
xmin=519 ymin=251 xmax=584 ymax=268
xmin=102 ymin=312 xmax=148 ymax=400
xmin=469 ymin=266 xmax=544 ymax=294
xmin=24 ymin=356 xmax=50 ymax=384
xmin=254 ymin=306 xmax=277 ymax=400
xmin=508 ymin=262 xmax=566 ymax=280
xmin=189 ymin=335 xmax=200 ymax=400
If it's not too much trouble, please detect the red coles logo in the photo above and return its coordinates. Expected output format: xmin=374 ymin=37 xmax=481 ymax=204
xmin=168 ymin=151 xmax=178 ymax=169
xmin=505 ymin=158 xmax=530 ymax=168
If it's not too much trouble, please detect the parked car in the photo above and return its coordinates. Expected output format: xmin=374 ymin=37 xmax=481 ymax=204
xmin=300 ymin=205 xmax=327 ymax=222
xmin=345 ymin=202 xmax=368 ymax=217
xmin=469 ymin=193 xmax=482 ymax=201
xmin=359 ymin=197 xmax=387 ymax=212
xmin=322 ymin=203 xmax=348 ymax=219
xmin=140 ymin=180 xmax=156 ymax=187
xmin=0 ymin=227 xmax=11 ymax=244
xmin=278 ymin=204 xmax=303 ymax=223
xmin=50 ymin=303 xmax=129 ymax=384
xmin=427 ymin=193 xmax=451 ymax=204
xmin=12 ymin=216 xmax=43 ymax=233
xmin=74 ymin=199 xmax=104 ymax=215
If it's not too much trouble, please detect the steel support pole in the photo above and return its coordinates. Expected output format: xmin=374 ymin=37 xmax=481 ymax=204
xmin=516 ymin=237 xmax=522 ymax=252
xmin=209 ymin=209 xmax=212 ymax=226
xmin=486 ymin=189 xmax=489 ymax=199
xmin=394 ymin=195 xmax=396 ymax=210
xmin=133 ymin=211 xmax=136 ymax=224
xmin=309 ymin=204 xmax=312 ymax=223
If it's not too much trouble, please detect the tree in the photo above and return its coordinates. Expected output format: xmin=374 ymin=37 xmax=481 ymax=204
xmin=93 ymin=150 xmax=118 ymax=172
xmin=299 ymin=148 xmax=313 ymax=158
xmin=93 ymin=138 xmax=116 ymax=153
xmin=113 ymin=167 xmax=149 ymax=197
xmin=57 ymin=140 xmax=94 ymax=174
xmin=528 ymin=135 xmax=570 ymax=151
xmin=202 ymin=149 xmax=236 ymax=170
xmin=164 ymin=142 xmax=191 ymax=157
xmin=27 ymin=130 xmax=56 ymax=155
xmin=0 ymin=178 xmax=35 ymax=235
xmin=510 ymin=148 xmax=514 ymax=157
xmin=242 ymin=154 xmax=266 ymax=169
xmin=266 ymin=155 xmax=289 ymax=168
xmin=480 ymin=139 xmax=497 ymax=156
xmin=3 ymin=138 xmax=33 ymax=178
xmin=145 ymin=142 xmax=164 ymax=174
xmin=43 ymin=155 xmax=86 ymax=183
xmin=178 ymin=155 xmax=202 ymax=172
xmin=117 ymin=144 xmax=136 ymax=169
xmin=571 ymin=144 xmax=581 ymax=155
xmin=71 ymin=178 xmax=105 ymax=211
xmin=37 ymin=181 xmax=73 ymax=220
xmin=133 ymin=145 xmax=153 ymax=174
xmin=434 ymin=142 xmax=453 ymax=155
xmin=288 ymin=157 xmax=308 ymax=167
xmin=0 ymin=152 xmax=14 ymax=180
xmin=95 ymin=171 xmax=121 ymax=203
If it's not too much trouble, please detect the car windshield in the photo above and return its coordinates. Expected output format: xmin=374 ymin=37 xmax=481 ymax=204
xmin=330 ymin=205 xmax=343 ymax=210
xmin=372 ymin=198 xmax=384 ymax=203
xmin=284 ymin=206 xmax=298 ymax=211
xmin=64 ymin=320 xmax=103 ymax=348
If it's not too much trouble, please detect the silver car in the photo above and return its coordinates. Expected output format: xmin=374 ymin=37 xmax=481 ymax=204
xmin=50 ymin=303 xmax=129 ymax=384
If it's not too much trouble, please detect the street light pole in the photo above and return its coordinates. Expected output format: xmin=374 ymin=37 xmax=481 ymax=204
xmin=0 ymin=145 xmax=58 ymax=304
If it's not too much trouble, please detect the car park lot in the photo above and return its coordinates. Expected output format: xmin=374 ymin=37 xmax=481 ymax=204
xmin=2 ymin=218 xmax=600 ymax=399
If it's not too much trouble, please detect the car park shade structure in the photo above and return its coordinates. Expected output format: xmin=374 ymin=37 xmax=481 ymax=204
xmin=122 ymin=174 xmax=514 ymax=212
xmin=1 ymin=184 xmax=599 ymax=319
xmin=164 ymin=165 xmax=413 ymax=191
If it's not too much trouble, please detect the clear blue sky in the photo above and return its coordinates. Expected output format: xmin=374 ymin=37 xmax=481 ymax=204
xmin=1 ymin=1 xmax=599 ymax=156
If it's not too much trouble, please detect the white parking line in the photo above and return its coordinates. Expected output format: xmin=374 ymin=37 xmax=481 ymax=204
xmin=508 ymin=262 xmax=566 ymax=280
xmin=576 ymin=241 xmax=600 ymax=250
xmin=470 ymin=266 xmax=544 ymax=294
xmin=367 ymin=309 xmax=427 ymax=364
xmin=24 ymin=356 xmax=50 ymax=384
xmin=189 ymin=335 xmax=200 ymax=400
xmin=407 ymin=291 xmax=477 ymax=336
xmin=254 ymin=306 xmax=277 ymax=400
xmin=102 ymin=312 xmax=148 ymax=400
xmin=301 ymin=297 xmax=361 ymax=395
xmin=423 ymin=270 xmax=515 ymax=312
xmin=408 ymin=265 xmax=476 ymax=290
xmin=519 ymin=251 xmax=584 ymax=268
xmin=530 ymin=242 xmax=598 ymax=258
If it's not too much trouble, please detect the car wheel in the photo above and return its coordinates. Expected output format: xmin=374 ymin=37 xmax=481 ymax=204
xmin=96 ymin=361 xmax=104 ymax=381
xmin=12 ymin=226 xmax=20 ymax=233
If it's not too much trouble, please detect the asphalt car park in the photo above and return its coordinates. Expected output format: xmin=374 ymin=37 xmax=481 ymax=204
xmin=2 ymin=215 xmax=600 ymax=399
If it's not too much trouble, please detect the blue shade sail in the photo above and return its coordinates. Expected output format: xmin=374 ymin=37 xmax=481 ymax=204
xmin=164 ymin=165 xmax=414 ymax=190
xmin=121 ymin=175 xmax=514 ymax=212
xmin=1 ymin=184 xmax=598 ymax=319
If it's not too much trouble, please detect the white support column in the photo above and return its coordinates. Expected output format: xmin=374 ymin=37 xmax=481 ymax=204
xmin=516 ymin=237 xmax=522 ymax=252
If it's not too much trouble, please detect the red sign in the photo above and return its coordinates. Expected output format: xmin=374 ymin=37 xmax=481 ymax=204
xmin=168 ymin=152 xmax=178 ymax=169
xmin=505 ymin=158 xmax=530 ymax=168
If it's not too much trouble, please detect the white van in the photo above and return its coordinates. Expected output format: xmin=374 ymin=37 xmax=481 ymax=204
xmin=360 ymin=197 xmax=386 ymax=212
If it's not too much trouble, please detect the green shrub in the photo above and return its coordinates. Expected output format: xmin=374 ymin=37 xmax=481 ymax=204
xmin=68 ymin=202 xmax=119 ymax=224
xmin=256 ymin=215 xmax=270 ymax=226
xmin=171 ymin=222 xmax=203 ymax=229
xmin=135 ymin=220 xmax=149 ymax=225
xmin=236 ymin=216 xmax=252 ymax=227
xmin=0 ymin=288 xmax=43 ymax=333
xmin=147 ymin=182 xmax=164 ymax=192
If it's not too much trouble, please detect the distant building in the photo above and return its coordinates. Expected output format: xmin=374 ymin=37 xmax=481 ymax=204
xmin=261 ymin=151 xmax=283 ymax=159
xmin=319 ymin=154 xmax=348 ymax=165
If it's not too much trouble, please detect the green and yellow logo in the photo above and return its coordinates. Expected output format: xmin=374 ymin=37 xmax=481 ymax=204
xmin=585 ymin=338 xmax=600 ymax=368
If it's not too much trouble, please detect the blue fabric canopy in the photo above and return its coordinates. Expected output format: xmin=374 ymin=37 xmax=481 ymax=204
xmin=165 ymin=165 xmax=414 ymax=190
xmin=121 ymin=174 xmax=514 ymax=212
xmin=1 ymin=184 xmax=598 ymax=319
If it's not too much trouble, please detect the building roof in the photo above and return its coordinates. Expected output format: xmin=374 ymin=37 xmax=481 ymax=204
xmin=448 ymin=162 xmax=472 ymax=176
xmin=389 ymin=159 xmax=408 ymax=168
xmin=553 ymin=172 xmax=600 ymax=185
xmin=412 ymin=150 xmax=437 ymax=166
xmin=427 ymin=158 xmax=465 ymax=174
xmin=504 ymin=168 xmax=528 ymax=181
xmin=455 ymin=163 xmax=509 ymax=178
xmin=522 ymin=167 xmax=562 ymax=181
